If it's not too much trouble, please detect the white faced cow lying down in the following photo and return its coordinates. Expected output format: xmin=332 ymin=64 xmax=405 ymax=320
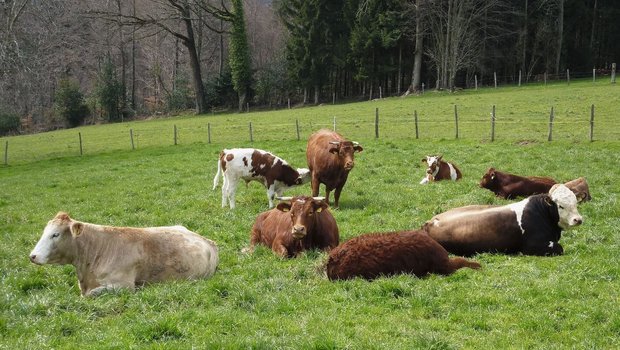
xmin=29 ymin=212 xmax=219 ymax=296
xmin=423 ymin=184 xmax=582 ymax=256
xmin=419 ymin=155 xmax=462 ymax=184
xmin=213 ymin=148 xmax=310 ymax=209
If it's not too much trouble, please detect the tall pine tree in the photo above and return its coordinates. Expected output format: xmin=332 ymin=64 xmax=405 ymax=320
xmin=229 ymin=0 xmax=253 ymax=112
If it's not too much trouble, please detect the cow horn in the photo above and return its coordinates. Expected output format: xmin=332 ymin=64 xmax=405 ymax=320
xmin=275 ymin=196 xmax=293 ymax=201
xmin=329 ymin=141 xmax=340 ymax=145
xmin=312 ymin=197 xmax=326 ymax=201
xmin=352 ymin=141 xmax=359 ymax=146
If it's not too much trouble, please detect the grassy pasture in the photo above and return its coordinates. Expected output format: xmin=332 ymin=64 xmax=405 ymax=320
xmin=1 ymin=80 xmax=620 ymax=349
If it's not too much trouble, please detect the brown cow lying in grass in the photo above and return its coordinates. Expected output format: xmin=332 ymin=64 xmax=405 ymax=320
xmin=245 ymin=196 xmax=339 ymax=258
xmin=326 ymin=229 xmax=480 ymax=281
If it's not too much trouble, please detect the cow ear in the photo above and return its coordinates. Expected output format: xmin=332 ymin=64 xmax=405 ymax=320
xmin=354 ymin=145 xmax=363 ymax=153
xmin=437 ymin=155 xmax=443 ymax=161
xmin=313 ymin=200 xmax=329 ymax=213
xmin=421 ymin=157 xmax=427 ymax=162
xmin=490 ymin=171 xmax=496 ymax=180
xmin=70 ymin=222 xmax=83 ymax=237
xmin=276 ymin=202 xmax=291 ymax=212
xmin=543 ymin=195 xmax=554 ymax=207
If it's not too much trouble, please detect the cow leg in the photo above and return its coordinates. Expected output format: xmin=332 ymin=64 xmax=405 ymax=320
xmin=267 ymin=184 xmax=276 ymax=208
xmin=521 ymin=240 xmax=564 ymax=256
xmin=333 ymin=185 xmax=345 ymax=209
xmin=228 ymin=180 xmax=239 ymax=209
xmin=84 ymin=281 xmax=135 ymax=297
xmin=311 ymin=174 xmax=321 ymax=197
xmin=272 ymin=241 xmax=289 ymax=258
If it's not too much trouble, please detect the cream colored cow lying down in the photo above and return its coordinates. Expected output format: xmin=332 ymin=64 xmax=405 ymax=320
xmin=29 ymin=212 xmax=219 ymax=296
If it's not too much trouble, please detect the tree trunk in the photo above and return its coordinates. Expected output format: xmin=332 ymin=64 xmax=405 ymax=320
xmin=181 ymin=11 xmax=207 ymax=114
xmin=219 ymin=19 xmax=224 ymax=77
xmin=410 ymin=0 xmax=423 ymax=93
xmin=397 ymin=43 xmax=402 ymax=94
xmin=521 ymin=0 xmax=528 ymax=75
xmin=555 ymin=0 xmax=564 ymax=75
xmin=314 ymin=84 xmax=319 ymax=104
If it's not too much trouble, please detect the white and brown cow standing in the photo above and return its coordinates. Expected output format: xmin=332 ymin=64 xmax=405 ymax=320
xmin=419 ymin=155 xmax=462 ymax=184
xmin=423 ymin=184 xmax=582 ymax=256
xmin=29 ymin=212 xmax=219 ymax=296
xmin=213 ymin=148 xmax=310 ymax=209
xmin=245 ymin=196 xmax=339 ymax=258
xmin=306 ymin=130 xmax=363 ymax=209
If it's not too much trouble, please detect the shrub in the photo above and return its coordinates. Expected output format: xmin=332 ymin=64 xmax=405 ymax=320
xmin=0 ymin=112 xmax=20 ymax=136
xmin=54 ymin=78 xmax=90 ymax=128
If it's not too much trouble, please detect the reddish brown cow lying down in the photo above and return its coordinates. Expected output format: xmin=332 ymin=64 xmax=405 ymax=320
xmin=246 ymin=196 xmax=339 ymax=258
xmin=326 ymin=229 xmax=480 ymax=281
xmin=479 ymin=167 xmax=557 ymax=199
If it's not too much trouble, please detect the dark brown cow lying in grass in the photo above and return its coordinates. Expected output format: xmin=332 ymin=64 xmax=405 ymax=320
xmin=423 ymin=184 xmax=583 ymax=256
xmin=479 ymin=167 xmax=557 ymax=199
xmin=326 ymin=229 xmax=480 ymax=281
xmin=245 ymin=196 xmax=339 ymax=258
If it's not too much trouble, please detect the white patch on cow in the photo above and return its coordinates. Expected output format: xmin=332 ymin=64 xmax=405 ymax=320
xmin=433 ymin=219 xmax=440 ymax=227
xmin=296 ymin=199 xmax=306 ymax=203
xmin=426 ymin=156 xmax=438 ymax=168
xmin=448 ymin=163 xmax=458 ymax=180
xmin=550 ymin=184 xmax=582 ymax=229
xmin=29 ymin=224 xmax=60 ymax=264
xmin=419 ymin=177 xmax=430 ymax=185
xmin=260 ymin=164 xmax=266 ymax=169
xmin=548 ymin=241 xmax=554 ymax=248
xmin=508 ymin=198 xmax=529 ymax=234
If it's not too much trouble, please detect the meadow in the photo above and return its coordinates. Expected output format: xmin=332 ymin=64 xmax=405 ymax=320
xmin=1 ymin=80 xmax=619 ymax=349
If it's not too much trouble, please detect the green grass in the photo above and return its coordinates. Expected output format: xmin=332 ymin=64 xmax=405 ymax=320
xmin=1 ymin=80 xmax=620 ymax=349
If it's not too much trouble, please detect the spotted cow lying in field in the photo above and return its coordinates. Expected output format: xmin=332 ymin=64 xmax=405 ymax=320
xmin=245 ymin=196 xmax=339 ymax=258
xmin=326 ymin=229 xmax=480 ymax=281
xmin=419 ymin=155 xmax=462 ymax=184
xmin=29 ymin=212 xmax=219 ymax=296
xmin=213 ymin=148 xmax=310 ymax=209
xmin=423 ymin=184 xmax=583 ymax=256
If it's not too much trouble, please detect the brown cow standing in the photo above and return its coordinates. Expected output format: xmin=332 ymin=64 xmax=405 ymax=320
xmin=306 ymin=130 xmax=363 ymax=209
xmin=246 ymin=196 xmax=339 ymax=258
xmin=326 ymin=229 xmax=480 ymax=281
xmin=479 ymin=167 xmax=557 ymax=199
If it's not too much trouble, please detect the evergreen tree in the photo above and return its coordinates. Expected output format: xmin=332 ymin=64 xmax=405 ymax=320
xmin=54 ymin=78 xmax=90 ymax=128
xmin=229 ymin=0 xmax=253 ymax=112
xmin=96 ymin=57 xmax=123 ymax=122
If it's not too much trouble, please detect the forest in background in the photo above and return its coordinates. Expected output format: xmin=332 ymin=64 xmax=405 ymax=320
xmin=0 ymin=0 xmax=618 ymax=134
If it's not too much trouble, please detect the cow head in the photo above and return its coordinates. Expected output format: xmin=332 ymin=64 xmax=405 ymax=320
xmin=29 ymin=212 xmax=82 ymax=265
xmin=276 ymin=196 xmax=329 ymax=240
xmin=549 ymin=184 xmax=583 ymax=229
xmin=422 ymin=155 xmax=443 ymax=176
xmin=296 ymin=168 xmax=312 ymax=185
xmin=329 ymin=140 xmax=363 ymax=171
xmin=479 ymin=167 xmax=497 ymax=189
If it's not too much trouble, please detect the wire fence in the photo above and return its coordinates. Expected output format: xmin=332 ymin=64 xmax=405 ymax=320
xmin=1 ymin=74 xmax=618 ymax=166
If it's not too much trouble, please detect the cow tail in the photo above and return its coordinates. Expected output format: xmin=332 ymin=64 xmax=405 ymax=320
xmin=448 ymin=256 xmax=481 ymax=273
xmin=212 ymin=153 xmax=223 ymax=190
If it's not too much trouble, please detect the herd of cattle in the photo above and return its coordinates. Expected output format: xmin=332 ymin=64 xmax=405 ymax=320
xmin=29 ymin=129 xmax=590 ymax=296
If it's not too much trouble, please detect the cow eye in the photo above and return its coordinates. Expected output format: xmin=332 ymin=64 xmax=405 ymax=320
xmin=51 ymin=232 xmax=60 ymax=238
xmin=558 ymin=205 xmax=565 ymax=210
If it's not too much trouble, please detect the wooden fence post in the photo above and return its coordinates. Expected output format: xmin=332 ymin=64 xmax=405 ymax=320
xmin=518 ymin=70 xmax=522 ymax=87
xmin=491 ymin=105 xmax=496 ymax=142
xmin=475 ymin=75 xmax=478 ymax=90
xmin=173 ymin=125 xmax=178 ymax=145
xmin=4 ymin=141 xmax=7 ymax=165
xmin=590 ymin=104 xmax=595 ymax=142
xmin=414 ymin=110 xmax=419 ymax=139
xmin=333 ymin=116 xmax=336 ymax=131
xmin=548 ymin=106 xmax=554 ymax=141
xmin=246 ymin=102 xmax=249 ymax=113
xmin=288 ymin=98 xmax=291 ymax=109
xmin=379 ymin=86 xmax=382 ymax=99
xmin=611 ymin=63 xmax=616 ymax=84
xmin=375 ymin=108 xmax=379 ymax=139
xmin=78 ymin=132 xmax=83 ymax=156
xmin=567 ymin=69 xmax=570 ymax=85
xmin=494 ymin=72 xmax=497 ymax=88
xmin=207 ymin=123 xmax=211 ymax=144
xmin=593 ymin=68 xmax=596 ymax=82
xmin=130 ymin=129 xmax=135 ymax=150
xmin=454 ymin=105 xmax=459 ymax=139
xmin=249 ymin=122 xmax=253 ymax=142
xmin=296 ymin=119 xmax=300 ymax=141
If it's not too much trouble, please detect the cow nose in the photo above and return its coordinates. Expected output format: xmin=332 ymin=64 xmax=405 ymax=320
xmin=292 ymin=225 xmax=306 ymax=237
xmin=29 ymin=254 xmax=37 ymax=263
xmin=572 ymin=217 xmax=583 ymax=226
xmin=345 ymin=161 xmax=354 ymax=170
